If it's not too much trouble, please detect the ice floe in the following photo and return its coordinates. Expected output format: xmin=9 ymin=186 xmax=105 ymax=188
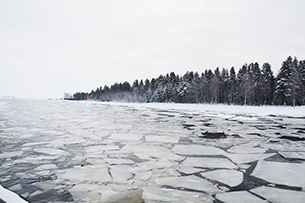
xmin=172 ymin=144 xmax=227 ymax=155
xmin=251 ymin=186 xmax=305 ymax=203
xmin=182 ymin=157 xmax=237 ymax=169
xmin=278 ymin=151 xmax=305 ymax=160
xmin=34 ymin=148 xmax=71 ymax=156
xmin=215 ymin=191 xmax=266 ymax=203
xmin=201 ymin=169 xmax=243 ymax=187
xmin=142 ymin=186 xmax=214 ymax=202
xmin=0 ymin=185 xmax=28 ymax=203
xmin=226 ymin=153 xmax=276 ymax=164
xmin=56 ymin=165 xmax=111 ymax=183
xmin=154 ymin=175 xmax=221 ymax=193
xmin=251 ymin=160 xmax=305 ymax=188
xmin=0 ymin=151 xmax=23 ymax=159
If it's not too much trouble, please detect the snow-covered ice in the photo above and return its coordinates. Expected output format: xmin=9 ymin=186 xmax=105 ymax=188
xmin=0 ymin=99 xmax=305 ymax=202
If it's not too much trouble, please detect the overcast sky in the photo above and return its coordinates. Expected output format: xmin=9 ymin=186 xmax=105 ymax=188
xmin=1 ymin=0 xmax=305 ymax=99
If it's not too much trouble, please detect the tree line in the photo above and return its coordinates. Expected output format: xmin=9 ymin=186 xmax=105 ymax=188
xmin=71 ymin=56 xmax=305 ymax=106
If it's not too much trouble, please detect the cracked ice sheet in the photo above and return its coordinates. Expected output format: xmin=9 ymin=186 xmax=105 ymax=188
xmin=0 ymin=151 xmax=23 ymax=159
xmin=121 ymin=144 xmax=182 ymax=160
xmin=251 ymin=186 xmax=305 ymax=203
xmin=227 ymin=143 xmax=266 ymax=154
xmin=56 ymin=165 xmax=111 ymax=182
xmin=13 ymin=155 xmax=59 ymax=164
xmin=0 ymin=185 xmax=28 ymax=203
xmin=278 ymin=151 xmax=305 ymax=160
xmin=145 ymin=135 xmax=180 ymax=143
xmin=33 ymin=148 xmax=71 ymax=156
xmin=226 ymin=153 xmax=276 ymax=165
xmin=109 ymin=165 xmax=134 ymax=183
xmin=154 ymin=175 xmax=220 ymax=193
xmin=68 ymin=183 xmax=118 ymax=202
xmin=215 ymin=191 xmax=266 ymax=203
xmin=172 ymin=144 xmax=227 ymax=155
xmin=251 ymin=160 xmax=305 ymax=188
xmin=142 ymin=187 xmax=214 ymax=203
xmin=182 ymin=157 xmax=237 ymax=169
xmin=109 ymin=133 xmax=143 ymax=141
xmin=201 ymin=169 xmax=243 ymax=187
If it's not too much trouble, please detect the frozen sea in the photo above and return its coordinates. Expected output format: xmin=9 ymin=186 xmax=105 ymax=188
xmin=0 ymin=99 xmax=305 ymax=203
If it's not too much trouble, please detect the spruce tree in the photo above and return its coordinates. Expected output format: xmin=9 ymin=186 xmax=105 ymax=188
xmin=274 ymin=56 xmax=302 ymax=105
xmin=261 ymin=63 xmax=275 ymax=105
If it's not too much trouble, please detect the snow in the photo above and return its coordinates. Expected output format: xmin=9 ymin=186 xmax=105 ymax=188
xmin=109 ymin=101 xmax=305 ymax=117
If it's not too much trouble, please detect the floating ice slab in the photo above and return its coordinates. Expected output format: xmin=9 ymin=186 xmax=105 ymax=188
xmin=34 ymin=164 xmax=57 ymax=171
xmin=183 ymin=157 xmax=237 ymax=169
xmin=155 ymin=175 xmax=220 ymax=193
xmin=109 ymin=133 xmax=143 ymax=141
xmin=142 ymin=187 xmax=175 ymax=202
xmin=201 ymin=169 xmax=243 ymax=187
xmin=104 ymin=158 xmax=135 ymax=165
xmin=226 ymin=153 xmax=276 ymax=164
xmin=85 ymin=145 xmax=120 ymax=155
xmin=251 ymin=186 xmax=305 ymax=203
xmin=122 ymin=144 xmax=176 ymax=159
xmin=172 ymin=144 xmax=226 ymax=155
xmin=0 ymin=185 xmax=28 ymax=203
xmin=136 ymin=160 xmax=173 ymax=170
xmin=0 ymin=151 xmax=23 ymax=159
xmin=215 ymin=191 xmax=266 ymax=203
xmin=34 ymin=148 xmax=71 ymax=156
xmin=56 ymin=165 xmax=111 ymax=182
xmin=251 ymin=160 xmax=305 ymax=188
xmin=142 ymin=186 xmax=214 ymax=203
xmin=145 ymin=135 xmax=180 ymax=143
xmin=13 ymin=155 xmax=59 ymax=164
xmin=227 ymin=144 xmax=266 ymax=154
xmin=278 ymin=151 xmax=305 ymax=160
xmin=109 ymin=165 xmax=133 ymax=183
xmin=68 ymin=183 xmax=116 ymax=202
xmin=177 ymin=166 xmax=204 ymax=175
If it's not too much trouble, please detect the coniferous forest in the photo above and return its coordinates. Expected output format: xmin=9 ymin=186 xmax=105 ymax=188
xmin=71 ymin=56 xmax=305 ymax=106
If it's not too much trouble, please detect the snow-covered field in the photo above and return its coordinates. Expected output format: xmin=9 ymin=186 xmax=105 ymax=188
xmin=0 ymin=99 xmax=305 ymax=202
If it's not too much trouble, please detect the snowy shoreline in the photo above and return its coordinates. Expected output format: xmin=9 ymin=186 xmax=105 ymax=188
xmin=91 ymin=100 xmax=305 ymax=117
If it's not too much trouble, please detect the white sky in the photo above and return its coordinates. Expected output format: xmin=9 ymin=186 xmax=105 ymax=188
xmin=1 ymin=0 xmax=305 ymax=99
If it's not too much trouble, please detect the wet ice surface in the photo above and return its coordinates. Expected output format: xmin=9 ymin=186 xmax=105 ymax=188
xmin=0 ymin=99 xmax=305 ymax=203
